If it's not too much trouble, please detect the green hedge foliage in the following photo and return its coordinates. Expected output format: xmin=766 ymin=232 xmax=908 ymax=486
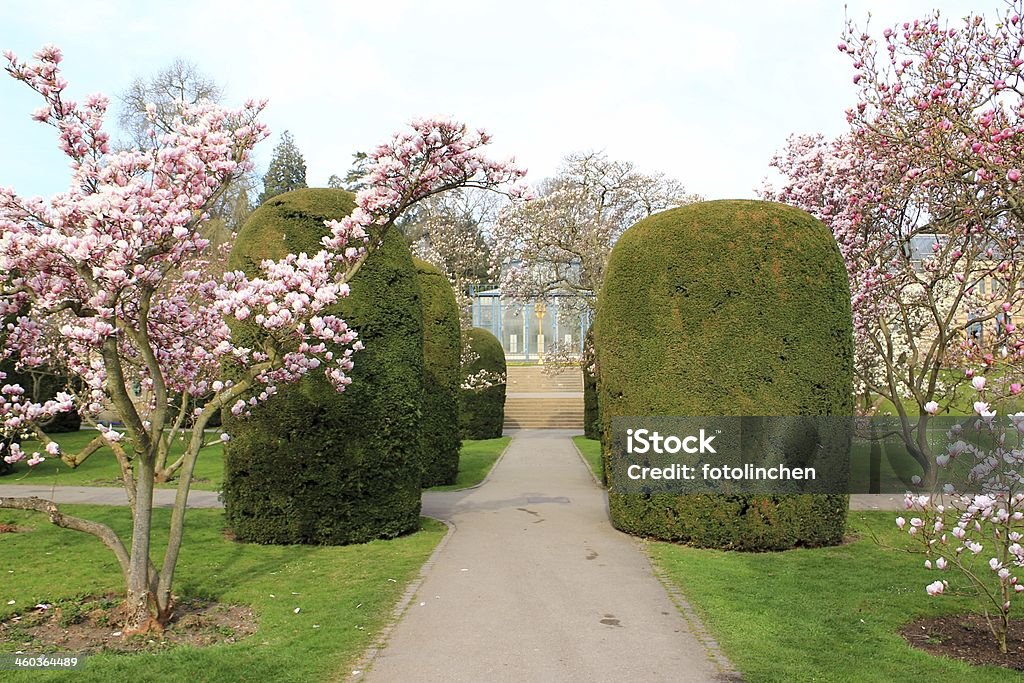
xmin=223 ymin=188 xmax=424 ymax=545
xmin=459 ymin=328 xmax=506 ymax=439
xmin=0 ymin=360 xmax=81 ymax=434
xmin=414 ymin=258 xmax=462 ymax=487
xmin=594 ymin=200 xmax=854 ymax=551
xmin=583 ymin=328 xmax=600 ymax=441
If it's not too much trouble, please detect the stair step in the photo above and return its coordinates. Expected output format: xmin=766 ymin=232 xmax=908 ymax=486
xmin=501 ymin=369 xmax=586 ymax=428
xmin=505 ymin=367 xmax=584 ymax=393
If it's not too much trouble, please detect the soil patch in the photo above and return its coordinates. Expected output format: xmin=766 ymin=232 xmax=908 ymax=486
xmin=0 ymin=595 xmax=257 ymax=653
xmin=900 ymin=613 xmax=1024 ymax=671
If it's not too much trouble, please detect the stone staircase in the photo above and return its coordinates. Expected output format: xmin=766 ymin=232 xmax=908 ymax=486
xmin=503 ymin=365 xmax=584 ymax=430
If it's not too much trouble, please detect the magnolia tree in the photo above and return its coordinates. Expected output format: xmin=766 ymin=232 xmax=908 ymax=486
xmin=492 ymin=152 xmax=697 ymax=373
xmin=765 ymin=3 xmax=1024 ymax=651
xmin=402 ymin=188 xmax=502 ymax=325
xmin=764 ymin=5 xmax=1024 ymax=486
xmin=119 ymin=59 xmax=257 ymax=239
xmin=493 ymin=151 xmax=698 ymax=312
xmin=0 ymin=46 xmax=526 ymax=634
xmin=898 ymin=400 xmax=1024 ymax=654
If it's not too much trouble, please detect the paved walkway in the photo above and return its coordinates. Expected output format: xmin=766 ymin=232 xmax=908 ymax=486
xmin=0 ymin=484 xmax=222 ymax=508
xmin=363 ymin=429 xmax=737 ymax=683
xmin=849 ymin=493 xmax=905 ymax=510
xmin=0 ymin=485 xmax=905 ymax=514
xmin=0 ymin=436 xmax=904 ymax=682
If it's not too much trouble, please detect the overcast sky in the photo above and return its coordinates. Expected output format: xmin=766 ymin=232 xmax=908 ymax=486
xmin=0 ymin=0 xmax=991 ymax=201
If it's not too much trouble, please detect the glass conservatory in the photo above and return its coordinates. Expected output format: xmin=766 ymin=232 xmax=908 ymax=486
xmin=469 ymin=284 xmax=592 ymax=361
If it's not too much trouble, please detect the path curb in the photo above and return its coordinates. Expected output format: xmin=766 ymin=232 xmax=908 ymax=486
xmin=645 ymin=543 xmax=744 ymax=681
xmin=345 ymin=517 xmax=458 ymax=682
xmin=432 ymin=436 xmax=515 ymax=493
xmin=569 ymin=434 xmax=603 ymax=489
xmin=347 ymin=436 xmax=512 ymax=680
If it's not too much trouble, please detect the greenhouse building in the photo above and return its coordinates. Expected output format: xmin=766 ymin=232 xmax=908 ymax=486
xmin=469 ymin=284 xmax=592 ymax=361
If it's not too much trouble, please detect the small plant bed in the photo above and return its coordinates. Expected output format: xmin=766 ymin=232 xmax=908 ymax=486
xmin=3 ymin=430 xmax=225 ymax=491
xmin=429 ymin=437 xmax=510 ymax=491
xmin=571 ymin=436 xmax=603 ymax=484
xmin=649 ymin=511 xmax=1016 ymax=681
xmin=900 ymin=614 xmax=1024 ymax=671
xmin=1 ymin=596 xmax=256 ymax=654
xmin=0 ymin=505 xmax=446 ymax=681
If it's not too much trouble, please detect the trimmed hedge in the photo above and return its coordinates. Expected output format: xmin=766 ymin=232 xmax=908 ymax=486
xmin=0 ymin=432 xmax=14 ymax=476
xmin=459 ymin=328 xmax=506 ymax=439
xmin=582 ymin=327 xmax=600 ymax=440
xmin=223 ymin=188 xmax=424 ymax=545
xmin=583 ymin=368 xmax=599 ymax=440
xmin=414 ymin=258 xmax=462 ymax=487
xmin=595 ymin=200 xmax=854 ymax=551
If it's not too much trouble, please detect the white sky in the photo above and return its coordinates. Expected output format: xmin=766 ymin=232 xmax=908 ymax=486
xmin=0 ymin=0 xmax=991 ymax=201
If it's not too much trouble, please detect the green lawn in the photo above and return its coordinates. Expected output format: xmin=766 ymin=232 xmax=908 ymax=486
xmin=0 ymin=505 xmax=445 ymax=682
xmin=572 ymin=436 xmax=603 ymax=484
xmin=848 ymin=439 xmax=919 ymax=492
xmin=429 ymin=437 xmax=510 ymax=491
xmin=870 ymin=369 xmax=1023 ymax=418
xmin=650 ymin=511 xmax=1019 ymax=682
xmin=4 ymin=430 xmax=225 ymax=491
xmin=8 ymin=433 xmax=512 ymax=495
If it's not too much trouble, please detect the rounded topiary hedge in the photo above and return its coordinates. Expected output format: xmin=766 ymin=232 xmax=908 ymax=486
xmin=459 ymin=328 xmax=506 ymax=439
xmin=222 ymin=188 xmax=424 ymax=545
xmin=414 ymin=258 xmax=462 ymax=487
xmin=594 ymin=199 xmax=854 ymax=551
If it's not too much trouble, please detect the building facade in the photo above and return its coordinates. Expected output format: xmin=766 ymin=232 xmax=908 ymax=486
xmin=470 ymin=284 xmax=592 ymax=361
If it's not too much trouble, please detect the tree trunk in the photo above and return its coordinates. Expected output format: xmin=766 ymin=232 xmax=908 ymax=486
xmin=123 ymin=455 xmax=162 ymax=635
xmin=123 ymin=588 xmax=161 ymax=635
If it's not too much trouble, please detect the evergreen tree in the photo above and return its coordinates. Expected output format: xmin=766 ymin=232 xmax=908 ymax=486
xmin=260 ymin=130 xmax=308 ymax=203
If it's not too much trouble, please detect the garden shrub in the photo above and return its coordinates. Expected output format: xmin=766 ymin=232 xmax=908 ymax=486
xmin=414 ymin=258 xmax=461 ymax=487
xmin=459 ymin=328 xmax=506 ymax=439
xmin=1 ymin=359 xmax=80 ymax=475
xmin=0 ymin=359 xmax=81 ymax=434
xmin=223 ymin=188 xmax=424 ymax=545
xmin=594 ymin=199 xmax=854 ymax=551
xmin=583 ymin=327 xmax=600 ymax=440
xmin=0 ymin=431 xmax=14 ymax=476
